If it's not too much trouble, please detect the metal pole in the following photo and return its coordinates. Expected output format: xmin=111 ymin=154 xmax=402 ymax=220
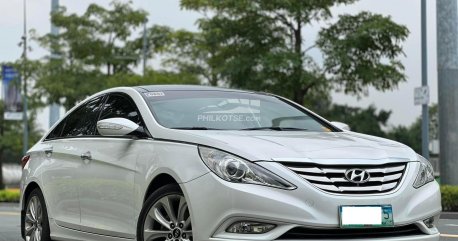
xmin=22 ymin=0 xmax=29 ymax=155
xmin=49 ymin=0 xmax=60 ymax=127
xmin=421 ymin=0 xmax=429 ymax=160
xmin=437 ymin=0 xmax=458 ymax=185
xmin=142 ymin=20 xmax=148 ymax=76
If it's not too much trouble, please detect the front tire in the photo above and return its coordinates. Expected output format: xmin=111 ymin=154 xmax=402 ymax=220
xmin=24 ymin=188 xmax=51 ymax=241
xmin=137 ymin=184 xmax=193 ymax=241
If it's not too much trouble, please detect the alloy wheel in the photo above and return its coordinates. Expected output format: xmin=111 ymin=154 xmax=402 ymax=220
xmin=143 ymin=194 xmax=192 ymax=241
xmin=25 ymin=196 xmax=43 ymax=241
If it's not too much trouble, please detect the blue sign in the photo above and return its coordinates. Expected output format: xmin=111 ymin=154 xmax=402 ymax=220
xmin=2 ymin=65 xmax=23 ymax=120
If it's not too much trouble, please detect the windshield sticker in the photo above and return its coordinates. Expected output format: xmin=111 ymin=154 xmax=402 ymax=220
xmin=145 ymin=92 xmax=165 ymax=97
xmin=197 ymin=99 xmax=261 ymax=123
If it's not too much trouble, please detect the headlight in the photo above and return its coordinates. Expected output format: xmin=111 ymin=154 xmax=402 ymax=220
xmin=413 ymin=154 xmax=435 ymax=188
xmin=198 ymin=146 xmax=295 ymax=190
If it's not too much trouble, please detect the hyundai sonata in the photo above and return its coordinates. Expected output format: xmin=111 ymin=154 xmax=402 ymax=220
xmin=20 ymin=85 xmax=441 ymax=241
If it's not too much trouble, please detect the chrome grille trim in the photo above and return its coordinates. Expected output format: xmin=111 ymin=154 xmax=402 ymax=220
xmin=281 ymin=162 xmax=407 ymax=194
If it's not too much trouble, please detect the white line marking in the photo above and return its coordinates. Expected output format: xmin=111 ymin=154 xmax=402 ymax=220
xmin=0 ymin=211 xmax=19 ymax=216
xmin=441 ymin=234 xmax=458 ymax=238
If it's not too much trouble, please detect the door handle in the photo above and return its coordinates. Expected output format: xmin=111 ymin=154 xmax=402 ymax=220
xmin=80 ymin=151 xmax=92 ymax=163
xmin=43 ymin=147 xmax=53 ymax=157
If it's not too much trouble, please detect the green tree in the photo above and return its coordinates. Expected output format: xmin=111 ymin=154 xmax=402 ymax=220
xmin=33 ymin=1 xmax=148 ymax=110
xmin=33 ymin=1 xmax=201 ymax=110
xmin=387 ymin=123 xmax=421 ymax=153
xmin=322 ymin=104 xmax=391 ymax=137
xmin=387 ymin=104 xmax=439 ymax=154
xmin=179 ymin=0 xmax=409 ymax=104
xmin=161 ymin=28 xmax=226 ymax=86
xmin=106 ymin=69 xmax=200 ymax=88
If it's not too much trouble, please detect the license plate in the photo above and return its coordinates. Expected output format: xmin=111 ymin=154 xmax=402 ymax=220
xmin=339 ymin=205 xmax=394 ymax=228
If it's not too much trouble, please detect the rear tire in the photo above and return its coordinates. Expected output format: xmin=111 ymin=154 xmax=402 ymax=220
xmin=137 ymin=184 xmax=193 ymax=241
xmin=23 ymin=188 xmax=51 ymax=241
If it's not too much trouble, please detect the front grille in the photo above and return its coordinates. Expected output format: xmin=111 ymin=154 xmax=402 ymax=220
xmin=276 ymin=224 xmax=424 ymax=240
xmin=281 ymin=162 xmax=407 ymax=194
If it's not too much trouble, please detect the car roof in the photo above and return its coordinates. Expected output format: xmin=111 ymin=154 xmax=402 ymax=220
xmin=133 ymin=85 xmax=254 ymax=93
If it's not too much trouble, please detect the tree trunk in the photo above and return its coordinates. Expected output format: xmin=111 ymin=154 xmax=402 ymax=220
xmin=210 ymin=72 xmax=218 ymax=86
xmin=292 ymin=18 xmax=304 ymax=104
xmin=107 ymin=63 xmax=111 ymax=76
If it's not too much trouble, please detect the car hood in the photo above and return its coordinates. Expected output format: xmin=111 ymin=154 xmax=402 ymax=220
xmin=165 ymin=130 xmax=417 ymax=162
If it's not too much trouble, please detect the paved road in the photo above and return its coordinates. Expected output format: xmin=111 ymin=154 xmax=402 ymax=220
xmin=1 ymin=203 xmax=457 ymax=240
xmin=0 ymin=204 xmax=21 ymax=241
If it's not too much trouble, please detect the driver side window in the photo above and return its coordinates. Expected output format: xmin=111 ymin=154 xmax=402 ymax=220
xmin=99 ymin=94 xmax=145 ymax=127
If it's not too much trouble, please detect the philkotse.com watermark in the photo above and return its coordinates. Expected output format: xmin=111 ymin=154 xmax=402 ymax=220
xmin=197 ymin=114 xmax=260 ymax=122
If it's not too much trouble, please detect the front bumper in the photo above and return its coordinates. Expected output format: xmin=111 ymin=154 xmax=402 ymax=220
xmin=207 ymin=234 xmax=441 ymax=241
xmin=182 ymin=161 xmax=441 ymax=241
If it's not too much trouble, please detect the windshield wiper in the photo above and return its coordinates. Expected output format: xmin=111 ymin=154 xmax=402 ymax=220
xmin=240 ymin=127 xmax=308 ymax=131
xmin=171 ymin=127 xmax=221 ymax=130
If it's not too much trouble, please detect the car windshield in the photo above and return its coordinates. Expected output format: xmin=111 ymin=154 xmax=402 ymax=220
xmin=143 ymin=90 xmax=335 ymax=132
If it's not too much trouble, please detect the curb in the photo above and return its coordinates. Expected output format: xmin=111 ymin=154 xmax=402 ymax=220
xmin=0 ymin=202 xmax=20 ymax=208
xmin=441 ymin=212 xmax=458 ymax=220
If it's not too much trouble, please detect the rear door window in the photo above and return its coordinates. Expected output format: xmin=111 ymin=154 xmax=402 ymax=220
xmin=46 ymin=96 xmax=104 ymax=139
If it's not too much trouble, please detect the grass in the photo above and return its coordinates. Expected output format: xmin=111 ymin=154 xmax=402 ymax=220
xmin=0 ymin=189 xmax=20 ymax=203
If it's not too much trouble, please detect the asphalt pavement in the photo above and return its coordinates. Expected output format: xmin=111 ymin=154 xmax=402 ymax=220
xmin=0 ymin=203 xmax=457 ymax=240
xmin=0 ymin=203 xmax=21 ymax=241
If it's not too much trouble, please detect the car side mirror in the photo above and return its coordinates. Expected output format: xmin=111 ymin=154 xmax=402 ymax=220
xmin=97 ymin=118 xmax=147 ymax=138
xmin=331 ymin=121 xmax=351 ymax=131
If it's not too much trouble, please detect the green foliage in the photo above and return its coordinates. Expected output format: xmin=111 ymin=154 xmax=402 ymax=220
xmin=0 ymin=61 xmax=43 ymax=188
xmin=0 ymin=61 xmax=43 ymax=161
xmin=0 ymin=101 xmax=43 ymax=162
xmin=322 ymin=104 xmax=391 ymax=137
xmin=441 ymin=185 xmax=458 ymax=211
xmin=48 ymin=1 xmax=148 ymax=73
xmin=320 ymin=103 xmax=438 ymax=155
xmin=319 ymin=103 xmax=439 ymax=155
xmin=106 ymin=69 xmax=200 ymax=88
xmin=386 ymin=104 xmax=438 ymax=154
xmin=387 ymin=122 xmax=421 ymax=154
xmin=178 ymin=0 xmax=409 ymax=104
xmin=317 ymin=12 xmax=409 ymax=95
xmin=33 ymin=1 xmax=148 ymax=109
xmin=162 ymin=29 xmax=224 ymax=86
xmin=0 ymin=189 xmax=20 ymax=203
xmin=31 ymin=1 xmax=201 ymax=110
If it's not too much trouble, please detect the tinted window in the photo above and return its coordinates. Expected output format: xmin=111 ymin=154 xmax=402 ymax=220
xmin=58 ymin=96 xmax=104 ymax=138
xmin=46 ymin=120 xmax=66 ymax=140
xmin=99 ymin=94 xmax=142 ymax=126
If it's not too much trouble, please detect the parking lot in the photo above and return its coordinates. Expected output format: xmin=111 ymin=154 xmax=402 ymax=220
xmin=0 ymin=203 xmax=457 ymax=241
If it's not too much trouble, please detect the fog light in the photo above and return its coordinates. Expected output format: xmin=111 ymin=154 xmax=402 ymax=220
xmin=423 ymin=217 xmax=435 ymax=228
xmin=226 ymin=221 xmax=276 ymax=234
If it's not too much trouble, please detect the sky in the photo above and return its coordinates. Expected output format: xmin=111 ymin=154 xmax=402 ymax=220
xmin=0 ymin=0 xmax=440 ymax=131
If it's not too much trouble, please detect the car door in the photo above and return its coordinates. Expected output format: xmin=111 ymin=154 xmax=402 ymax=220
xmin=78 ymin=93 xmax=147 ymax=239
xmin=40 ymin=95 xmax=105 ymax=231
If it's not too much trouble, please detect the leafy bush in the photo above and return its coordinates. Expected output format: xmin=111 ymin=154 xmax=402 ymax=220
xmin=441 ymin=185 xmax=458 ymax=211
xmin=0 ymin=189 xmax=20 ymax=203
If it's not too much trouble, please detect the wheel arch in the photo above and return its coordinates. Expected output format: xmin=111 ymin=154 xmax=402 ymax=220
xmin=143 ymin=173 xmax=179 ymax=203
xmin=21 ymin=181 xmax=42 ymax=239
xmin=22 ymin=181 xmax=41 ymax=210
